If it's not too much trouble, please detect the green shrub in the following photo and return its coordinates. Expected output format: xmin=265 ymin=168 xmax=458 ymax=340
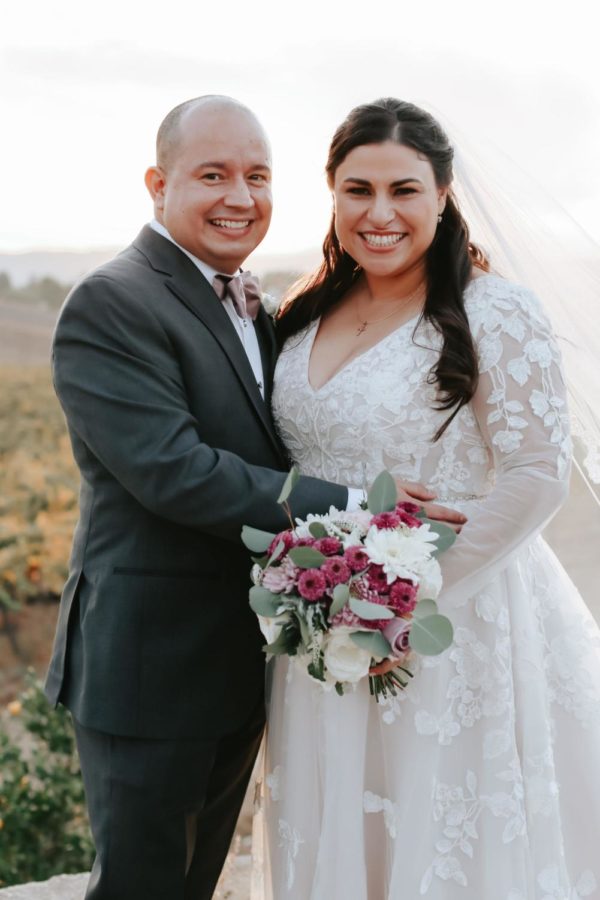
xmin=0 ymin=672 xmax=93 ymax=886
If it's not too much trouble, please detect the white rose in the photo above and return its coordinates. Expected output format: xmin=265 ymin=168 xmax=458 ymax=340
xmin=323 ymin=629 xmax=372 ymax=684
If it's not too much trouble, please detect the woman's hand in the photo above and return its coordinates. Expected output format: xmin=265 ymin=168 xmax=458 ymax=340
xmin=394 ymin=479 xmax=466 ymax=533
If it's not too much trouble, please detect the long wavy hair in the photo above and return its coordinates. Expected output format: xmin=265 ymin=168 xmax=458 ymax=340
xmin=276 ymin=98 xmax=489 ymax=440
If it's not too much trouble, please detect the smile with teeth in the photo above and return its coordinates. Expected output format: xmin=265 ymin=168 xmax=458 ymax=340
xmin=361 ymin=232 xmax=406 ymax=247
xmin=211 ymin=219 xmax=252 ymax=230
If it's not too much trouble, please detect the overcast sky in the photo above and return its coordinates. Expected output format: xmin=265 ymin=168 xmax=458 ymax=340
xmin=2 ymin=0 xmax=599 ymax=255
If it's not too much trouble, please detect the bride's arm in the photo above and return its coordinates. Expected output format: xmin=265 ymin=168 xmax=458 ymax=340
xmin=437 ymin=281 xmax=571 ymax=608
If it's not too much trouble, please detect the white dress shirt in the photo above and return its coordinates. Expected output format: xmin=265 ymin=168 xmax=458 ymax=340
xmin=149 ymin=219 xmax=265 ymax=399
xmin=148 ymin=220 xmax=363 ymax=512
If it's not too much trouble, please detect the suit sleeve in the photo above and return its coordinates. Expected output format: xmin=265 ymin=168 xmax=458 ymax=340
xmin=52 ymin=274 xmax=348 ymax=541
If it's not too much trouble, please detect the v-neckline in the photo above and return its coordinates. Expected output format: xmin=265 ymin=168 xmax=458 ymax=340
xmin=306 ymin=313 xmax=421 ymax=394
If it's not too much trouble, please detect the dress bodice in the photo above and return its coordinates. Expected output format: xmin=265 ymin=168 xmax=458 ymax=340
xmin=272 ymin=274 xmax=571 ymax=606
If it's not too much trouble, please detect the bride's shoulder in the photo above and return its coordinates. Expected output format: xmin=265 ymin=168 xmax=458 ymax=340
xmin=463 ymin=271 xmax=550 ymax=332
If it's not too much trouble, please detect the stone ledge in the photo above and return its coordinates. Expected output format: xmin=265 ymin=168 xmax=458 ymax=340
xmin=0 ymin=874 xmax=89 ymax=899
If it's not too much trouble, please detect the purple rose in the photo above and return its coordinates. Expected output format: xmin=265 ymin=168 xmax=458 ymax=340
xmin=383 ymin=617 xmax=412 ymax=655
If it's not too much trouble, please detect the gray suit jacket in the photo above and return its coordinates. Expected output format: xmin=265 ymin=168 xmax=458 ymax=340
xmin=45 ymin=225 xmax=347 ymax=739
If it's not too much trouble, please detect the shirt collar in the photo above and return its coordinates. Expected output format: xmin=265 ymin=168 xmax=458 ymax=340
xmin=149 ymin=219 xmax=241 ymax=284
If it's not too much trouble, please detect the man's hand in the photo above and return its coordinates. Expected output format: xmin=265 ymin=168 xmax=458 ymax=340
xmin=395 ymin=480 xmax=466 ymax=533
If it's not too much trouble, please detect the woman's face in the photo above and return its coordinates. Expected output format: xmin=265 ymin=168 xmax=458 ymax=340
xmin=332 ymin=141 xmax=446 ymax=279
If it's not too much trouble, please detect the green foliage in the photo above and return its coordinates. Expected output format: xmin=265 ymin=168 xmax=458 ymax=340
xmin=287 ymin=546 xmax=326 ymax=569
xmin=0 ymin=272 xmax=71 ymax=310
xmin=0 ymin=672 xmax=94 ymax=887
xmin=408 ymin=613 xmax=454 ymax=656
xmin=0 ymin=367 xmax=80 ymax=611
xmin=367 ymin=470 xmax=397 ymax=514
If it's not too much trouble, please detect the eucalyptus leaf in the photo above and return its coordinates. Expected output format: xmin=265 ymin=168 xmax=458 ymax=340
xmin=329 ymin=583 xmax=350 ymax=619
xmin=308 ymin=521 xmax=328 ymax=539
xmin=408 ymin=614 xmax=453 ymax=656
xmin=349 ymin=596 xmax=394 ymax=620
xmin=295 ymin=611 xmax=311 ymax=647
xmin=367 ymin=470 xmax=397 ymax=514
xmin=277 ymin=466 xmax=300 ymax=504
xmin=267 ymin=540 xmax=285 ymax=566
xmin=251 ymin=555 xmax=268 ymax=570
xmin=241 ymin=525 xmax=276 ymax=554
xmin=249 ymin=585 xmax=281 ymax=617
xmin=419 ymin=518 xmax=457 ymax=556
xmin=351 ymin=630 xmax=392 ymax=658
xmin=288 ymin=546 xmax=326 ymax=569
xmin=413 ymin=598 xmax=438 ymax=618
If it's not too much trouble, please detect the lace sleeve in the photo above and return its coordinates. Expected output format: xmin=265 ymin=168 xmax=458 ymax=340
xmin=438 ymin=279 xmax=572 ymax=608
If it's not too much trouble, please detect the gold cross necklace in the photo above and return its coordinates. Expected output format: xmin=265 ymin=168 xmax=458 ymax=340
xmin=355 ymin=283 xmax=425 ymax=337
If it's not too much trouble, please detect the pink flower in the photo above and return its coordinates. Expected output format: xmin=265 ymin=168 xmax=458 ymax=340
xmin=367 ymin=564 xmax=389 ymax=594
xmin=329 ymin=606 xmax=362 ymax=628
xmin=389 ymin=579 xmax=418 ymax=614
xmin=396 ymin=501 xmax=422 ymax=516
xmin=353 ymin=580 xmax=392 ymax=630
xmin=298 ymin=568 xmax=327 ymax=601
xmin=314 ymin=537 xmax=342 ymax=556
xmin=262 ymin=556 xmax=298 ymax=594
xmin=321 ymin=557 xmax=351 ymax=587
xmin=296 ymin=537 xmax=317 ymax=547
xmin=371 ymin=512 xmax=401 ymax=530
xmin=267 ymin=530 xmax=297 ymax=559
xmin=383 ymin=617 xmax=412 ymax=655
xmin=344 ymin=545 xmax=370 ymax=572
xmin=396 ymin=511 xmax=422 ymax=529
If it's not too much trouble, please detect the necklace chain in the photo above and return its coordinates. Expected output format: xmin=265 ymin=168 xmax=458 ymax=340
xmin=355 ymin=284 xmax=425 ymax=337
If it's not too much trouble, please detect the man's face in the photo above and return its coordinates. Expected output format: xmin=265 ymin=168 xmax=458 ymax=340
xmin=149 ymin=105 xmax=273 ymax=274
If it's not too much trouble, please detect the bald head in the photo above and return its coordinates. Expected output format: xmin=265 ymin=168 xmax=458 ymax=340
xmin=156 ymin=95 xmax=269 ymax=171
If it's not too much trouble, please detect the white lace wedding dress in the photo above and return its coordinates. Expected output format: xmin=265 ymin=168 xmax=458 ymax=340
xmin=253 ymin=274 xmax=600 ymax=900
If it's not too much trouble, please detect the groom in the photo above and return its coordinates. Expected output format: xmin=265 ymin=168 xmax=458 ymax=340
xmin=45 ymin=95 xmax=465 ymax=898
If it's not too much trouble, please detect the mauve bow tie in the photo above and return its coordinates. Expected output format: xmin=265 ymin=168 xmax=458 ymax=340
xmin=212 ymin=271 xmax=262 ymax=321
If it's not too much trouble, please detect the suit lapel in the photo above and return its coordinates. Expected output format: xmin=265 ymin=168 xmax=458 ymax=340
xmin=132 ymin=226 xmax=286 ymax=463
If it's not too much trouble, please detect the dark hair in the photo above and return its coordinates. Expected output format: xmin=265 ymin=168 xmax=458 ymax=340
xmin=276 ymin=97 xmax=488 ymax=440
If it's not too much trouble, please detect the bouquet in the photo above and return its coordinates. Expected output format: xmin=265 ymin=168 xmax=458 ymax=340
xmin=242 ymin=469 xmax=456 ymax=700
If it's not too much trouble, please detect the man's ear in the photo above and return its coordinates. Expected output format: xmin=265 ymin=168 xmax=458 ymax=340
xmin=145 ymin=166 xmax=166 ymax=211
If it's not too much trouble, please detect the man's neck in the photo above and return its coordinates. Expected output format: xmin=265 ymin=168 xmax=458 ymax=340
xmin=149 ymin=219 xmax=243 ymax=281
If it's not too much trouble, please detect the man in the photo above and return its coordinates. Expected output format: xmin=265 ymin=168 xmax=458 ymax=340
xmin=45 ymin=95 xmax=464 ymax=898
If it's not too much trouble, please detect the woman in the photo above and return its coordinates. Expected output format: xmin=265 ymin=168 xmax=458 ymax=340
xmin=257 ymin=99 xmax=600 ymax=899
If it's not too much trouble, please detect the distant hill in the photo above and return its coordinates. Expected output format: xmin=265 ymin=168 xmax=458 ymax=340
xmin=0 ymin=246 xmax=322 ymax=288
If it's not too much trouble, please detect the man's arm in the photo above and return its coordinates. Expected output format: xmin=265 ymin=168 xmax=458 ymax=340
xmin=53 ymin=275 xmax=347 ymax=541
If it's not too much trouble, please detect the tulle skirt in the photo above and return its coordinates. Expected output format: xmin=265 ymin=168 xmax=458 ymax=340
xmin=253 ymin=537 xmax=600 ymax=899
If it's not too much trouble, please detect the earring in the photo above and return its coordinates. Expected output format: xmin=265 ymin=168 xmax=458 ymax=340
xmin=437 ymin=213 xmax=443 ymax=223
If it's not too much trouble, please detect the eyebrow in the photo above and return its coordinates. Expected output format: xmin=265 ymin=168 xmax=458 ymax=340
xmin=192 ymin=161 xmax=272 ymax=172
xmin=343 ymin=177 xmax=424 ymax=187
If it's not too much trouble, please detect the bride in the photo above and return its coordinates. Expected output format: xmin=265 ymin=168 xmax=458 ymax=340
xmin=256 ymin=98 xmax=600 ymax=898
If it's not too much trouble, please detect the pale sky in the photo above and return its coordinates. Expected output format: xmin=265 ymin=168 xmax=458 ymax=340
xmin=2 ymin=0 xmax=600 ymax=255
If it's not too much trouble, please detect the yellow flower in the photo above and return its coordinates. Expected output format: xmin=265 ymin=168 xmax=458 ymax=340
xmin=7 ymin=700 xmax=22 ymax=717
xmin=20 ymin=776 xmax=30 ymax=788
xmin=0 ymin=819 xmax=4 ymax=830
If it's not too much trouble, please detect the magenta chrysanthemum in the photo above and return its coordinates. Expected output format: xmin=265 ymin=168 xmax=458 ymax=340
xmin=344 ymin=545 xmax=370 ymax=572
xmin=389 ymin=579 xmax=418 ymax=613
xmin=396 ymin=511 xmax=422 ymax=529
xmin=267 ymin=530 xmax=297 ymax=559
xmin=367 ymin=564 xmax=389 ymax=593
xmin=371 ymin=512 xmax=401 ymax=530
xmin=298 ymin=568 xmax=327 ymax=601
xmin=314 ymin=537 xmax=342 ymax=556
xmin=396 ymin=501 xmax=422 ymax=516
xmin=321 ymin=557 xmax=351 ymax=587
